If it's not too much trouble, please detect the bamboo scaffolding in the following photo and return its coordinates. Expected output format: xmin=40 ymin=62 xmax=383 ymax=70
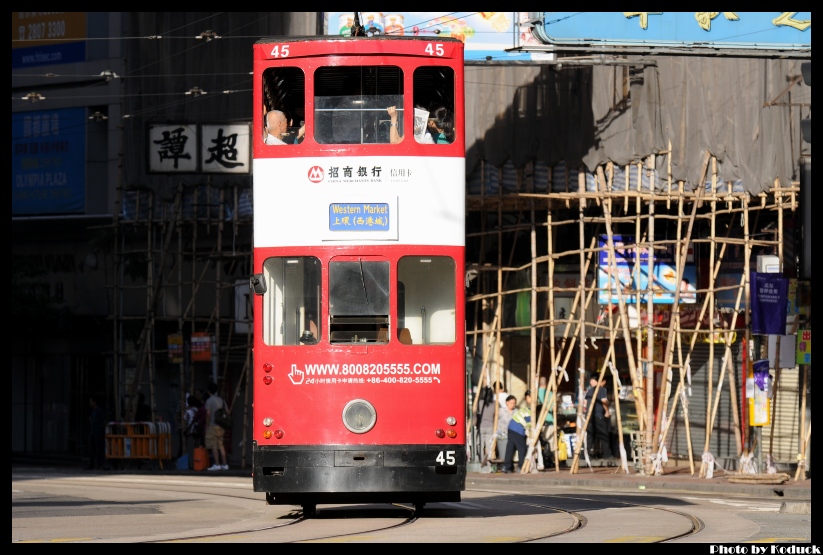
xmin=112 ymin=181 xmax=254 ymax=467
xmin=467 ymin=143 xmax=803 ymax=479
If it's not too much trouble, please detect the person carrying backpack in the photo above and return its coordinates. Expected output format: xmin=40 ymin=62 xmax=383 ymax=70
xmin=205 ymin=382 xmax=229 ymax=471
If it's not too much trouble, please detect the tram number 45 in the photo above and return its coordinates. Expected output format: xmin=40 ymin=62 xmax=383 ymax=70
xmin=424 ymin=43 xmax=444 ymax=56
xmin=436 ymin=451 xmax=456 ymax=466
xmin=270 ymin=45 xmax=290 ymax=58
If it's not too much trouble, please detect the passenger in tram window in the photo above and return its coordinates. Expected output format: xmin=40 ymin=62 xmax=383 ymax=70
xmin=264 ymin=110 xmax=289 ymax=145
xmin=282 ymin=110 xmax=306 ymax=144
xmin=264 ymin=110 xmax=304 ymax=145
xmin=425 ymin=104 xmax=454 ymax=144
xmin=387 ymin=104 xmax=431 ymax=144
xmin=387 ymin=105 xmax=404 ymax=144
xmin=387 ymin=105 xmax=452 ymax=145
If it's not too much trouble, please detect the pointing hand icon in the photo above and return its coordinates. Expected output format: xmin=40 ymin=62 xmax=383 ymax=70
xmin=288 ymin=364 xmax=304 ymax=385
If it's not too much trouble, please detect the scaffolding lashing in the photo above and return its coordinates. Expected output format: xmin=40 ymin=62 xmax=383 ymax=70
xmin=105 ymin=421 xmax=173 ymax=467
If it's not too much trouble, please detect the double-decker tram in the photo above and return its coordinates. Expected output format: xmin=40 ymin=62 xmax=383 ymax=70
xmin=250 ymin=34 xmax=466 ymax=515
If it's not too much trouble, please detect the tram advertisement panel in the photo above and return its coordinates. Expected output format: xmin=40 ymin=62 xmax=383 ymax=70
xmin=253 ymin=156 xmax=464 ymax=248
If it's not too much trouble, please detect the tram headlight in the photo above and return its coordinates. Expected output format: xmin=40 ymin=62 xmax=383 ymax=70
xmin=342 ymin=399 xmax=377 ymax=434
xmin=445 ymin=416 xmax=457 ymax=426
xmin=263 ymin=418 xmax=273 ymax=427
xmin=435 ymin=429 xmax=445 ymax=438
xmin=263 ymin=375 xmax=273 ymax=385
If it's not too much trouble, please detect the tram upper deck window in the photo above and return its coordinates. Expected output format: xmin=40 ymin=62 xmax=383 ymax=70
xmin=397 ymin=256 xmax=455 ymax=345
xmin=413 ymin=66 xmax=456 ymax=145
xmin=261 ymin=257 xmax=321 ymax=346
xmin=314 ymin=66 xmax=404 ymax=145
xmin=261 ymin=67 xmax=305 ymax=146
xmin=329 ymin=260 xmax=389 ymax=344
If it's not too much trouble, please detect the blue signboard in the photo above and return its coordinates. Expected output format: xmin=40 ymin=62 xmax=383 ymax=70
xmin=11 ymin=12 xmax=88 ymax=69
xmin=12 ymin=108 xmax=87 ymax=215
xmin=531 ymin=12 xmax=811 ymax=51
xmin=597 ymin=235 xmax=697 ymax=305
xmin=329 ymin=203 xmax=390 ymax=231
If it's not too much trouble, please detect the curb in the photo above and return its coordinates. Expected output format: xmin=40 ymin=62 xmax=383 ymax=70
xmin=780 ymin=501 xmax=812 ymax=515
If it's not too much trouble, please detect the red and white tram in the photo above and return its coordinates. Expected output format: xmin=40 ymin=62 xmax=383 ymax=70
xmin=250 ymin=34 xmax=466 ymax=514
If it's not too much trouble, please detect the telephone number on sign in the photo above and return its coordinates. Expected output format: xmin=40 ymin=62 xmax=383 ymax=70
xmin=368 ymin=376 xmax=437 ymax=384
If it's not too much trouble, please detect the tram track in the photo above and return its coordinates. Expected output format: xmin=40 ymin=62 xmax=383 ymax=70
xmin=144 ymin=503 xmax=419 ymax=543
xmin=547 ymin=493 xmax=704 ymax=542
xmin=470 ymin=488 xmax=703 ymax=542
xmin=13 ymin=473 xmax=712 ymax=543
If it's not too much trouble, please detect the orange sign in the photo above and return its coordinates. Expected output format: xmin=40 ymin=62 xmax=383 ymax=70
xmin=191 ymin=332 xmax=212 ymax=362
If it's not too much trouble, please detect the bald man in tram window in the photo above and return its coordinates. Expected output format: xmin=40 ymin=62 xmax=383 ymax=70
xmin=264 ymin=110 xmax=304 ymax=145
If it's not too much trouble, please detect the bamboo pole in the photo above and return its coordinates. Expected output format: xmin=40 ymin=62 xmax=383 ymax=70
xmin=653 ymin=166 xmax=687 ymax=471
xmin=676 ymin=328 xmax=696 ymax=474
xmin=768 ymin=181 xmax=786 ymax=460
xmin=602 ymin=198 xmax=646 ymax=434
xmin=795 ymin=418 xmax=810 ymax=481
xmin=794 ymin=365 xmax=809 ymax=480
xmin=577 ymin=167 xmax=588 ymax=454
xmin=643 ymin=160 xmax=655 ymax=476
xmin=700 ymin=157 xmax=719 ymax=478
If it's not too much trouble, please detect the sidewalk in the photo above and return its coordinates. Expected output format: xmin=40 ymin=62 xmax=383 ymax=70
xmin=466 ymin=463 xmax=811 ymax=502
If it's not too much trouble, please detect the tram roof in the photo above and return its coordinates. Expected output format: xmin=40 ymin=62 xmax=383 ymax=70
xmin=255 ymin=35 xmax=464 ymax=45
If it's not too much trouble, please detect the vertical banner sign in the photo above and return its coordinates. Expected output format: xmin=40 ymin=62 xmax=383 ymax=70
xmin=190 ymin=333 xmax=212 ymax=362
xmin=750 ymin=272 xmax=789 ymax=335
xmin=797 ymin=329 xmax=811 ymax=365
xmin=12 ymin=108 xmax=87 ymax=215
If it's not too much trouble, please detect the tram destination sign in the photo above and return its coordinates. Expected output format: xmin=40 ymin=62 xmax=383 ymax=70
xmin=329 ymin=202 xmax=390 ymax=231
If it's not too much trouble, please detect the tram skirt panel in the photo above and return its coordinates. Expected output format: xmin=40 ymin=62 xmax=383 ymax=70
xmin=253 ymin=443 xmax=465 ymax=505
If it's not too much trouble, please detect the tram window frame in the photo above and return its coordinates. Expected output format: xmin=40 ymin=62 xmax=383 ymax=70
xmin=261 ymin=67 xmax=305 ymax=146
xmin=261 ymin=256 xmax=321 ymax=346
xmin=314 ymin=65 xmax=405 ymax=145
xmin=397 ymin=256 xmax=456 ymax=345
xmin=329 ymin=260 xmax=390 ymax=344
xmin=413 ymin=65 xmax=456 ymax=145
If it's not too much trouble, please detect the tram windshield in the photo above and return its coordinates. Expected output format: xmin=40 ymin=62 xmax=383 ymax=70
xmin=329 ymin=260 xmax=390 ymax=344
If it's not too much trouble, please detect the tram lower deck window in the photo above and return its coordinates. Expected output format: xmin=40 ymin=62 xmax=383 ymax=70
xmin=261 ymin=256 xmax=321 ymax=346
